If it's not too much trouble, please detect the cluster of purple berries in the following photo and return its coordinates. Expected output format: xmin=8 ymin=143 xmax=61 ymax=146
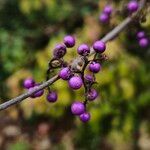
xmin=53 ymin=35 xmax=75 ymax=59
xmin=99 ymin=5 xmax=113 ymax=24
xmin=23 ymin=78 xmax=57 ymax=102
xmin=57 ymin=36 xmax=106 ymax=122
xmin=99 ymin=1 xmax=139 ymax=24
xmin=23 ymin=35 xmax=106 ymax=123
xmin=23 ymin=78 xmax=44 ymax=98
xmin=136 ymin=31 xmax=149 ymax=48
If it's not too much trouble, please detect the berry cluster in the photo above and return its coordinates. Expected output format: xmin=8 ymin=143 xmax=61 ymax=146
xmin=99 ymin=1 xmax=139 ymax=24
xmin=51 ymin=36 xmax=106 ymax=122
xmin=23 ymin=78 xmax=44 ymax=98
xmin=136 ymin=31 xmax=149 ymax=48
xmin=99 ymin=5 xmax=113 ymax=24
xmin=23 ymin=34 xmax=107 ymax=123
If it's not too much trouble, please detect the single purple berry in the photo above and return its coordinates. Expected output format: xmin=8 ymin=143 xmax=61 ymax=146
xmin=59 ymin=67 xmax=71 ymax=80
xmin=68 ymin=76 xmax=83 ymax=90
xmin=87 ymin=88 xmax=98 ymax=101
xmin=89 ymin=61 xmax=101 ymax=73
xmin=77 ymin=44 xmax=90 ymax=56
xmin=63 ymin=35 xmax=75 ymax=48
xmin=139 ymin=38 xmax=149 ymax=48
xmin=84 ymin=74 xmax=94 ymax=84
xmin=71 ymin=101 xmax=85 ymax=115
xmin=137 ymin=31 xmax=145 ymax=39
xmin=99 ymin=13 xmax=109 ymax=23
xmin=28 ymin=85 xmax=44 ymax=98
xmin=47 ymin=91 xmax=57 ymax=103
xmin=93 ymin=40 xmax=106 ymax=53
xmin=127 ymin=1 xmax=138 ymax=13
xmin=23 ymin=78 xmax=35 ymax=89
xmin=79 ymin=112 xmax=91 ymax=123
xmin=53 ymin=44 xmax=66 ymax=58
xmin=103 ymin=5 xmax=112 ymax=16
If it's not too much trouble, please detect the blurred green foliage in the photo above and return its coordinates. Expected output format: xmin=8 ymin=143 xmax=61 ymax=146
xmin=0 ymin=0 xmax=150 ymax=149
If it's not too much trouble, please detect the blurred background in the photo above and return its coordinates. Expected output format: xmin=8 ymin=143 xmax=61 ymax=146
xmin=0 ymin=0 xmax=150 ymax=150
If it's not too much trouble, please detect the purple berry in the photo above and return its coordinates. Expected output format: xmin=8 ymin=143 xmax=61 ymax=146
xmin=79 ymin=112 xmax=91 ymax=122
xmin=23 ymin=78 xmax=35 ymax=89
xmin=139 ymin=38 xmax=149 ymax=48
xmin=93 ymin=40 xmax=106 ymax=53
xmin=84 ymin=74 xmax=94 ymax=84
xmin=71 ymin=101 xmax=85 ymax=115
xmin=137 ymin=31 xmax=145 ymax=39
xmin=59 ymin=67 xmax=71 ymax=80
xmin=89 ymin=61 xmax=101 ymax=73
xmin=127 ymin=1 xmax=138 ymax=13
xmin=34 ymin=90 xmax=44 ymax=97
xmin=53 ymin=44 xmax=66 ymax=58
xmin=99 ymin=13 xmax=109 ymax=23
xmin=47 ymin=91 xmax=57 ymax=103
xmin=68 ymin=76 xmax=83 ymax=90
xmin=87 ymin=88 xmax=98 ymax=101
xmin=77 ymin=44 xmax=90 ymax=56
xmin=103 ymin=5 xmax=112 ymax=15
xmin=63 ymin=35 xmax=75 ymax=48
xmin=28 ymin=85 xmax=44 ymax=98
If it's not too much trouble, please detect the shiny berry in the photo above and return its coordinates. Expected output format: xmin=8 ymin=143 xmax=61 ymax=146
xmin=63 ymin=35 xmax=75 ymax=48
xmin=53 ymin=44 xmax=66 ymax=58
xmin=77 ymin=44 xmax=90 ymax=56
xmin=93 ymin=40 xmax=106 ymax=53
xmin=139 ymin=38 xmax=149 ymax=48
xmin=47 ymin=91 xmax=57 ymax=103
xmin=127 ymin=1 xmax=138 ymax=13
xmin=99 ymin=13 xmax=109 ymax=23
xmin=71 ymin=101 xmax=85 ymax=115
xmin=23 ymin=78 xmax=35 ymax=89
xmin=79 ymin=112 xmax=91 ymax=122
xmin=103 ymin=5 xmax=112 ymax=15
xmin=89 ymin=62 xmax=101 ymax=73
xmin=68 ymin=76 xmax=83 ymax=90
xmin=87 ymin=88 xmax=98 ymax=101
xmin=59 ymin=67 xmax=71 ymax=80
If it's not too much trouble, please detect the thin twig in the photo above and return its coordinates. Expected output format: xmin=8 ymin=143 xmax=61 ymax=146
xmin=0 ymin=0 xmax=146 ymax=111
xmin=0 ymin=75 xmax=59 ymax=111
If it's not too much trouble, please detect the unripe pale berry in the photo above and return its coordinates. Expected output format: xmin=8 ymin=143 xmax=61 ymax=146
xmin=103 ymin=5 xmax=112 ymax=16
xmin=47 ymin=91 xmax=57 ymax=103
xmin=23 ymin=78 xmax=35 ymax=89
xmin=59 ymin=67 xmax=71 ymax=80
xmin=68 ymin=76 xmax=83 ymax=90
xmin=127 ymin=1 xmax=138 ymax=13
xmin=87 ymin=88 xmax=98 ymax=101
xmin=93 ymin=40 xmax=106 ymax=53
xmin=139 ymin=38 xmax=149 ymax=48
xmin=77 ymin=44 xmax=90 ymax=56
xmin=63 ymin=35 xmax=75 ymax=48
xmin=79 ymin=112 xmax=91 ymax=122
xmin=99 ymin=13 xmax=109 ymax=23
xmin=89 ymin=61 xmax=101 ymax=73
xmin=71 ymin=101 xmax=85 ymax=115
xmin=53 ymin=44 xmax=66 ymax=58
